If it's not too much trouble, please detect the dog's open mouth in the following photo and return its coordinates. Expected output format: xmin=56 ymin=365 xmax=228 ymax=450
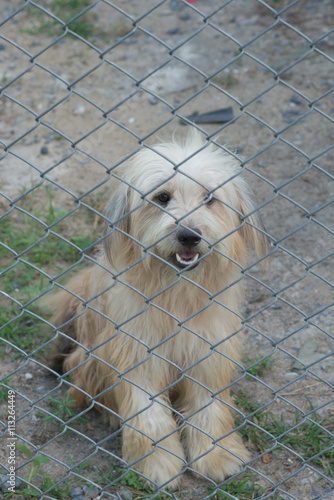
xmin=174 ymin=251 xmax=200 ymax=270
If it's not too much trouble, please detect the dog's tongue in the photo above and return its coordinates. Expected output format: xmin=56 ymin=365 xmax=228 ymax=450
xmin=178 ymin=252 xmax=197 ymax=262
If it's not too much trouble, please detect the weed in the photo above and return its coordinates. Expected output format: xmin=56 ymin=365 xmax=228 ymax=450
xmin=207 ymin=473 xmax=265 ymax=499
xmin=244 ymin=356 xmax=272 ymax=378
xmin=0 ymin=377 xmax=12 ymax=402
xmin=235 ymin=391 xmax=334 ymax=476
xmin=0 ymin=306 xmax=45 ymax=359
xmin=96 ymin=464 xmax=171 ymax=500
xmin=120 ymin=470 xmax=146 ymax=490
xmin=212 ymin=72 xmax=239 ymax=88
xmin=0 ymin=189 xmax=97 ymax=358
xmin=21 ymin=0 xmax=96 ymax=39
xmin=38 ymin=392 xmax=88 ymax=425
xmin=67 ymin=457 xmax=93 ymax=476
xmin=1 ymin=189 xmax=97 ymax=266
xmin=10 ymin=444 xmax=67 ymax=499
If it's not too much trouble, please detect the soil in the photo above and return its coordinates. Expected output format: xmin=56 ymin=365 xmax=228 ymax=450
xmin=0 ymin=1 xmax=333 ymax=499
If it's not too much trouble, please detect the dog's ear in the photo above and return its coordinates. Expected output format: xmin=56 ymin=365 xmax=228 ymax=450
xmin=103 ymin=181 xmax=134 ymax=269
xmin=235 ymin=182 xmax=269 ymax=263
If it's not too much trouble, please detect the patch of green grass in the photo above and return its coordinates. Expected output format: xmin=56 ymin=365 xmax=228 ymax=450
xmin=3 ymin=444 xmax=69 ymax=499
xmin=244 ymin=356 xmax=272 ymax=378
xmin=212 ymin=72 xmax=239 ymax=88
xmin=0 ymin=306 xmax=46 ymax=358
xmin=0 ymin=189 xmax=97 ymax=357
xmin=235 ymin=391 xmax=334 ymax=476
xmin=207 ymin=473 xmax=266 ymax=499
xmin=1 ymin=195 xmax=95 ymax=268
xmin=21 ymin=0 xmax=96 ymax=39
xmin=38 ymin=393 xmax=88 ymax=425
xmin=0 ymin=377 xmax=12 ymax=402
xmin=95 ymin=464 xmax=171 ymax=499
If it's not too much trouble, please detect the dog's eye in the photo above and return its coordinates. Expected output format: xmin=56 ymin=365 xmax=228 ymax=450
xmin=204 ymin=193 xmax=214 ymax=205
xmin=156 ymin=192 xmax=170 ymax=204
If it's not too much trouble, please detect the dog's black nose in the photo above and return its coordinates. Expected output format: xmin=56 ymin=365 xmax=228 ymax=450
xmin=177 ymin=228 xmax=202 ymax=247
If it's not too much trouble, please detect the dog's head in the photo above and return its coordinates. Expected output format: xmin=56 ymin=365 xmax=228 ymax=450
xmin=104 ymin=131 xmax=268 ymax=284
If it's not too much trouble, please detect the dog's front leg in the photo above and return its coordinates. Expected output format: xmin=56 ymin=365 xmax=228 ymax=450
xmin=117 ymin=382 xmax=185 ymax=489
xmin=181 ymin=382 xmax=250 ymax=481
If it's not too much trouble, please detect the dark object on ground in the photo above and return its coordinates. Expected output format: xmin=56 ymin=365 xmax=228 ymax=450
xmin=180 ymin=107 xmax=234 ymax=125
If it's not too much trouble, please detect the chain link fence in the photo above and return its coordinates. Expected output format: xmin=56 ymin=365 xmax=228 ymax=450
xmin=1 ymin=0 xmax=333 ymax=499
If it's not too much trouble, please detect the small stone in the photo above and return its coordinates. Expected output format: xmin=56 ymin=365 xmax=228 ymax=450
xmin=82 ymin=485 xmax=99 ymax=496
xmin=280 ymin=110 xmax=301 ymax=124
xmin=293 ymin=340 xmax=319 ymax=372
xmin=285 ymin=372 xmax=298 ymax=379
xmin=167 ymin=27 xmax=181 ymax=35
xmin=0 ymin=474 xmax=22 ymax=491
xmin=25 ymin=373 xmax=33 ymax=380
xmin=118 ymin=486 xmax=133 ymax=500
xmin=74 ymin=103 xmax=85 ymax=115
xmin=70 ymin=486 xmax=83 ymax=498
xmin=148 ymin=97 xmax=158 ymax=105
xmin=40 ymin=146 xmax=49 ymax=155
xmin=36 ymin=385 xmax=47 ymax=394
xmin=290 ymin=93 xmax=304 ymax=105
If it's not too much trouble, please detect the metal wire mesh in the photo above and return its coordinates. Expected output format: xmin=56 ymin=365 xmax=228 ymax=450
xmin=1 ymin=1 xmax=333 ymax=499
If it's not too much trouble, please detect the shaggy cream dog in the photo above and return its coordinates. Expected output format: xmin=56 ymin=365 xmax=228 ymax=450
xmin=50 ymin=130 xmax=267 ymax=489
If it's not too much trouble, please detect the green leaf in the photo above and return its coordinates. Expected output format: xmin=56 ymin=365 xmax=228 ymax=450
xmin=16 ymin=443 xmax=33 ymax=459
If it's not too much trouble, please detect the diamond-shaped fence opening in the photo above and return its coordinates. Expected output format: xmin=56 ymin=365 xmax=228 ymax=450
xmin=1 ymin=1 xmax=333 ymax=499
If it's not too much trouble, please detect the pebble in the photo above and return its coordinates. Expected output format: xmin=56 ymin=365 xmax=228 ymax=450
xmin=40 ymin=145 xmax=49 ymax=155
xmin=280 ymin=109 xmax=301 ymax=124
xmin=74 ymin=103 xmax=86 ymax=115
xmin=167 ymin=27 xmax=181 ymax=35
xmin=0 ymin=474 xmax=22 ymax=491
xmin=70 ymin=485 xmax=101 ymax=499
xmin=118 ymin=486 xmax=133 ymax=500
xmin=25 ymin=372 xmax=33 ymax=380
xmin=285 ymin=372 xmax=298 ymax=379
xmin=290 ymin=93 xmax=304 ymax=105
xmin=293 ymin=340 xmax=320 ymax=372
xmin=148 ymin=96 xmax=158 ymax=105
xmin=82 ymin=485 xmax=100 ymax=497
xmin=36 ymin=385 xmax=47 ymax=394
xmin=70 ymin=486 xmax=83 ymax=497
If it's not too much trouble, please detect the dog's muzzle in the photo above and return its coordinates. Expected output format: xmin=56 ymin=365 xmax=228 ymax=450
xmin=174 ymin=228 xmax=202 ymax=270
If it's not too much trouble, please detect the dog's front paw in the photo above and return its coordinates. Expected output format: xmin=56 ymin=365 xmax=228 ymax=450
xmin=131 ymin=447 xmax=185 ymax=490
xmin=123 ymin=428 xmax=185 ymax=490
xmin=189 ymin=435 xmax=250 ymax=482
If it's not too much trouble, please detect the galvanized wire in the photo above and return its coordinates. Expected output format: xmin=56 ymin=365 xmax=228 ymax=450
xmin=1 ymin=1 xmax=333 ymax=499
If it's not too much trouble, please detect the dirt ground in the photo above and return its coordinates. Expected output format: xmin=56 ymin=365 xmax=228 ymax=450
xmin=0 ymin=0 xmax=333 ymax=499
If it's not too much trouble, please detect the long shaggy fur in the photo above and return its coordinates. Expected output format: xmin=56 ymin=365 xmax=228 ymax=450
xmin=49 ymin=130 xmax=268 ymax=488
